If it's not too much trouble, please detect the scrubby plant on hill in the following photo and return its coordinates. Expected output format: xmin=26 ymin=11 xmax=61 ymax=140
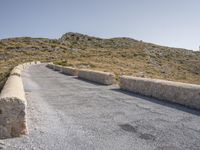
xmin=0 ymin=32 xmax=200 ymax=91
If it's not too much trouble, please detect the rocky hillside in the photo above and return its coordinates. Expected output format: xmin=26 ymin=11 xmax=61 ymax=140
xmin=0 ymin=32 xmax=200 ymax=91
xmin=60 ymin=32 xmax=140 ymax=48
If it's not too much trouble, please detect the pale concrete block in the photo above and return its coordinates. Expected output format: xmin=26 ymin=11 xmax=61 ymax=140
xmin=22 ymin=63 xmax=30 ymax=69
xmin=0 ymin=76 xmax=27 ymax=139
xmin=62 ymin=66 xmax=78 ymax=76
xmin=46 ymin=63 xmax=54 ymax=69
xmin=15 ymin=65 xmax=24 ymax=70
xmin=120 ymin=76 xmax=200 ymax=109
xmin=53 ymin=65 xmax=62 ymax=72
xmin=10 ymin=67 xmax=22 ymax=76
xmin=78 ymin=69 xmax=116 ymax=85
xmin=21 ymin=64 xmax=26 ymax=69
xmin=35 ymin=61 xmax=41 ymax=64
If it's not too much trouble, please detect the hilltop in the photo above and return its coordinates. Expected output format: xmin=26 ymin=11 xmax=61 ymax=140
xmin=0 ymin=32 xmax=200 ymax=90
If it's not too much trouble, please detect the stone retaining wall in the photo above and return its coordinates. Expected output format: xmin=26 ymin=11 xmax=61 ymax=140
xmin=62 ymin=66 xmax=78 ymax=76
xmin=46 ymin=64 xmax=115 ymax=85
xmin=53 ymin=65 xmax=63 ymax=72
xmin=0 ymin=75 xmax=27 ymax=139
xmin=78 ymin=69 xmax=116 ymax=85
xmin=46 ymin=63 xmax=200 ymax=109
xmin=120 ymin=76 xmax=200 ymax=109
xmin=10 ymin=66 xmax=22 ymax=76
xmin=0 ymin=61 xmax=40 ymax=139
xmin=46 ymin=63 xmax=54 ymax=69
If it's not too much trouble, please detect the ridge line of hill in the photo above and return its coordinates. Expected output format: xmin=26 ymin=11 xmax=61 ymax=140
xmin=0 ymin=32 xmax=200 ymax=92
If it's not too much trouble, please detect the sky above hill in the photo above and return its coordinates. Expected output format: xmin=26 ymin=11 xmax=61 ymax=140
xmin=0 ymin=0 xmax=200 ymax=50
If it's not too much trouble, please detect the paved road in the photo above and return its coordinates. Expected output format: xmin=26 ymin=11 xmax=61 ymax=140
xmin=1 ymin=64 xmax=200 ymax=150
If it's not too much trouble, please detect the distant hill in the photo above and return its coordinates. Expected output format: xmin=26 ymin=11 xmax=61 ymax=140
xmin=0 ymin=32 xmax=200 ymax=91
xmin=60 ymin=32 xmax=140 ymax=48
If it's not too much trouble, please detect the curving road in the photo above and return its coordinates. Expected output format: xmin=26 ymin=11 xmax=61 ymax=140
xmin=1 ymin=64 xmax=200 ymax=150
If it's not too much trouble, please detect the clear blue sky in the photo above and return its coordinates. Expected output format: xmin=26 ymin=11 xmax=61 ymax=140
xmin=0 ymin=0 xmax=199 ymax=50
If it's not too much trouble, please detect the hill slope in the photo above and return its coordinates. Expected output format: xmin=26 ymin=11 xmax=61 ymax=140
xmin=0 ymin=32 xmax=200 ymax=90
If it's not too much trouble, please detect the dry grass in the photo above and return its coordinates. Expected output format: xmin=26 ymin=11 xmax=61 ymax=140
xmin=54 ymin=47 xmax=200 ymax=84
xmin=0 ymin=34 xmax=200 ymax=92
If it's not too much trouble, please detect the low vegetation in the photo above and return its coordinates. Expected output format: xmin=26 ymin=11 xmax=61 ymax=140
xmin=1 ymin=32 xmax=200 ymax=91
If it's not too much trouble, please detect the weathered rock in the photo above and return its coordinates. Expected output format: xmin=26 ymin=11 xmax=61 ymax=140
xmin=0 ymin=61 xmax=40 ymax=139
xmin=62 ymin=66 xmax=78 ymax=76
xmin=120 ymin=76 xmax=200 ymax=109
xmin=35 ymin=61 xmax=41 ymax=64
xmin=78 ymin=69 xmax=115 ymax=85
xmin=46 ymin=63 xmax=54 ymax=69
xmin=10 ymin=67 xmax=22 ymax=76
xmin=0 ymin=75 xmax=27 ymax=139
xmin=53 ymin=65 xmax=63 ymax=72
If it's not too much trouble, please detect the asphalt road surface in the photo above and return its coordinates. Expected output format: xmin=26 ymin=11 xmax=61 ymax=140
xmin=1 ymin=64 xmax=200 ymax=150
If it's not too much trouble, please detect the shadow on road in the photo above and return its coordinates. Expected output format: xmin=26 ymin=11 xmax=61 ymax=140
xmin=111 ymin=88 xmax=200 ymax=116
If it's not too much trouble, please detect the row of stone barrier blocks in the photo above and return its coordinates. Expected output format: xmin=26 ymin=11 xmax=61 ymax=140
xmin=46 ymin=63 xmax=115 ymax=85
xmin=120 ymin=76 xmax=200 ymax=110
xmin=0 ymin=61 xmax=41 ymax=139
xmin=47 ymin=63 xmax=200 ymax=110
xmin=1 ymin=61 xmax=198 ymax=139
